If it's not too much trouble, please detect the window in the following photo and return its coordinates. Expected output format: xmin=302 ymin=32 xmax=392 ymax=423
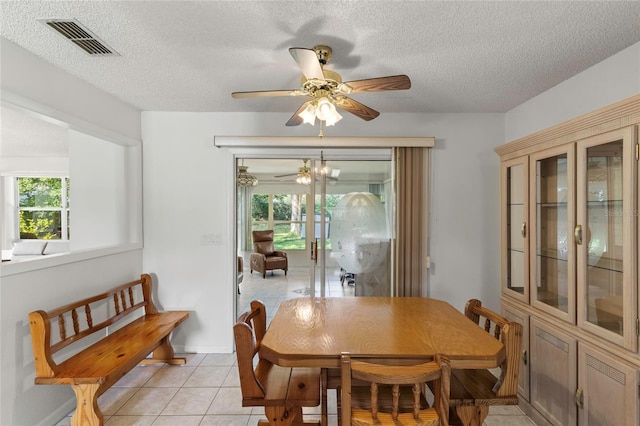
xmin=250 ymin=193 xmax=344 ymax=250
xmin=251 ymin=193 xmax=306 ymax=249
xmin=17 ymin=177 xmax=70 ymax=240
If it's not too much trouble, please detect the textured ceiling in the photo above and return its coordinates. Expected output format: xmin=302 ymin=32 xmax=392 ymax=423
xmin=1 ymin=106 xmax=69 ymax=157
xmin=1 ymin=1 xmax=639 ymax=116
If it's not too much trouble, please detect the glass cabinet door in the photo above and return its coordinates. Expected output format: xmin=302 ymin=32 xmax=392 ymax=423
xmin=530 ymin=145 xmax=575 ymax=322
xmin=576 ymin=126 xmax=637 ymax=350
xmin=502 ymin=156 xmax=529 ymax=302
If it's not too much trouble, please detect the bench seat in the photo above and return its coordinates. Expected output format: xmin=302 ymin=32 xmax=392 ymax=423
xmin=450 ymin=369 xmax=519 ymax=407
xmin=248 ymin=359 xmax=320 ymax=408
xmin=35 ymin=311 xmax=189 ymax=386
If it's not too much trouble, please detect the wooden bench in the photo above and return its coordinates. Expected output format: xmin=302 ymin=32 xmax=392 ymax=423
xmin=448 ymin=299 xmax=523 ymax=426
xmin=28 ymin=273 xmax=189 ymax=426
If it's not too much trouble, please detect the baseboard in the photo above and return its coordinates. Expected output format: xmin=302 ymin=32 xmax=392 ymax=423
xmin=36 ymin=399 xmax=75 ymax=426
xmin=177 ymin=345 xmax=232 ymax=354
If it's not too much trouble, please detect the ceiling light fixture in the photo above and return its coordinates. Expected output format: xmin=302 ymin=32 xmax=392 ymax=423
xmin=297 ymin=96 xmax=343 ymax=127
xmin=296 ymin=159 xmax=312 ymax=185
xmin=237 ymin=164 xmax=258 ymax=187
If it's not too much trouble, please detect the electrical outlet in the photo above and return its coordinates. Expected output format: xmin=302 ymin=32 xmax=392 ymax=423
xmin=201 ymin=233 xmax=215 ymax=245
xmin=201 ymin=233 xmax=222 ymax=245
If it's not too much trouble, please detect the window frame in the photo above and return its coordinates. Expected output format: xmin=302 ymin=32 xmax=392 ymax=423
xmin=15 ymin=176 xmax=70 ymax=241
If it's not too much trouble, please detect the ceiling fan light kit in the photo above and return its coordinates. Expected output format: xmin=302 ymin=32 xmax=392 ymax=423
xmin=237 ymin=164 xmax=258 ymax=187
xmin=299 ymin=96 xmax=343 ymax=126
xmin=299 ymin=102 xmax=317 ymax=125
xmin=297 ymin=159 xmax=312 ymax=185
xmin=231 ymin=45 xmax=411 ymax=128
xmin=296 ymin=175 xmax=312 ymax=185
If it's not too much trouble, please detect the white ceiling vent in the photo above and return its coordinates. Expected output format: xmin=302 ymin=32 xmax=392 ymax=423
xmin=41 ymin=19 xmax=119 ymax=56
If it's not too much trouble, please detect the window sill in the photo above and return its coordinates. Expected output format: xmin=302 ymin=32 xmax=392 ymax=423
xmin=0 ymin=243 xmax=142 ymax=277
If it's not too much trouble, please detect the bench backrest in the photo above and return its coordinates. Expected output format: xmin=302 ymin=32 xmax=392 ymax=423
xmin=464 ymin=298 xmax=523 ymax=397
xmin=234 ymin=300 xmax=269 ymax=401
xmin=28 ymin=273 xmax=157 ymax=378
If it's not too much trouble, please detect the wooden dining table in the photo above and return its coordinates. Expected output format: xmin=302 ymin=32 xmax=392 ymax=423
xmin=261 ymin=297 xmax=505 ymax=369
xmin=259 ymin=297 xmax=505 ymax=426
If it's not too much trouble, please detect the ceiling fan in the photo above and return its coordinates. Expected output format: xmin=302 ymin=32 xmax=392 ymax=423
xmin=275 ymin=159 xmax=339 ymax=184
xmin=231 ymin=45 xmax=411 ymax=127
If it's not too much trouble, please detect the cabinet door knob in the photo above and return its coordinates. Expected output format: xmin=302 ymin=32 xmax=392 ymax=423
xmin=574 ymin=225 xmax=583 ymax=245
xmin=521 ymin=350 xmax=528 ymax=366
xmin=521 ymin=222 xmax=527 ymax=238
xmin=575 ymin=388 xmax=584 ymax=409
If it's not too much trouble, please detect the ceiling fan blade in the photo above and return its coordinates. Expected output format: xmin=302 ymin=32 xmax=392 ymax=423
xmin=342 ymin=75 xmax=411 ymax=93
xmin=286 ymin=101 xmax=313 ymax=126
xmin=289 ymin=47 xmax=324 ymax=80
xmin=232 ymin=89 xmax=303 ymax=99
xmin=335 ymin=97 xmax=380 ymax=121
xmin=274 ymin=173 xmax=298 ymax=178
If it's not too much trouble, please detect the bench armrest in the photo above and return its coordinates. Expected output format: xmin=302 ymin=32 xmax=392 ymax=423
xmin=28 ymin=310 xmax=57 ymax=378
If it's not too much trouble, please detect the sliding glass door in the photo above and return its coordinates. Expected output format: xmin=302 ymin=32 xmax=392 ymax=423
xmin=235 ymin=149 xmax=393 ymax=304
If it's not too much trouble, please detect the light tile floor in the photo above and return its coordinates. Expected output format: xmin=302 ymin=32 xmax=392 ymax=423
xmin=55 ymin=267 xmax=537 ymax=425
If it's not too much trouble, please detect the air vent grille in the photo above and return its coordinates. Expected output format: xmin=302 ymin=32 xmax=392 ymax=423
xmin=42 ymin=19 xmax=119 ymax=56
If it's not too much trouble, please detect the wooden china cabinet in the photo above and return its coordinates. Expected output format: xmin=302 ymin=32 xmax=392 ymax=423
xmin=498 ymin=95 xmax=640 ymax=426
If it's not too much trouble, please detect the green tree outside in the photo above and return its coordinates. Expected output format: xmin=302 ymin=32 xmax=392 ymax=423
xmin=251 ymin=192 xmax=344 ymax=250
xmin=18 ymin=178 xmax=64 ymax=239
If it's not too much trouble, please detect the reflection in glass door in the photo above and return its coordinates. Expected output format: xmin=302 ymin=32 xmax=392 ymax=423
xmin=311 ymin=157 xmax=393 ymax=297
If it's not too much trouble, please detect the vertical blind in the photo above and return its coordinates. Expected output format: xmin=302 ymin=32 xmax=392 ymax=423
xmin=394 ymin=147 xmax=428 ymax=297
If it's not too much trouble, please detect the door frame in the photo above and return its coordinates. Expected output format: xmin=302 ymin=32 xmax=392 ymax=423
xmin=220 ymin=136 xmax=435 ymax=321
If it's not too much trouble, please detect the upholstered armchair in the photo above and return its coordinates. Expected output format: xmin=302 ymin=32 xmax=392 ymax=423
xmin=237 ymin=256 xmax=243 ymax=294
xmin=250 ymin=230 xmax=288 ymax=278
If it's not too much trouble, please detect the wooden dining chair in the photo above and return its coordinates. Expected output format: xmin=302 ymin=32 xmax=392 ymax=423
xmin=234 ymin=300 xmax=321 ymax=426
xmin=448 ymin=299 xmax=523 ymax=426
xmin=340 ymin=353 xmax=450 ymax=426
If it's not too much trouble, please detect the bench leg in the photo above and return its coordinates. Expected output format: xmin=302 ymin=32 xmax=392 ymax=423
xmin=336 ymin=387 xmax=342 ymax=426
xmin=140 ymin=336 xmax=187 ymax=365
xmin=260 ymin=406 xmax=320 ymax=426
xmin=321 ymin=368 xmax=328 ymax=426
xmin=71 ymin=383 xmax=102 ymax=426
xmin=456 ymin=406 xmax=489 ymax=426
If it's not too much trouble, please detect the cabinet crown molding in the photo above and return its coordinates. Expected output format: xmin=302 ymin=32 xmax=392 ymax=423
xmin=497 ymin=94 xmax=640 ymax=159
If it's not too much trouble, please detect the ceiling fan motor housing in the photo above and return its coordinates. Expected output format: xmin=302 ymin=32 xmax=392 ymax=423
xmin=313 ymin=45 xmax=332 ymax=64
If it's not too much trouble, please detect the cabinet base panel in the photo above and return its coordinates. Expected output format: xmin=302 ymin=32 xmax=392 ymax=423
xmin=518 ymin=400 xmax=554 ymax=426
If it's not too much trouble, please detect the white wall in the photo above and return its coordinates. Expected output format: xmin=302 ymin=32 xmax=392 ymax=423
xmin=0 ymin=38 xmax=142 ymax=426
xmin=427 ymin=114 xmax=504 ymax=309
xmin=505 ymin=42 xmax=640 ymax=141
xmin=69 ymin=130 xmax=128 ymax=250
xmin=141 ymin=111 xmax=504 ymax=352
